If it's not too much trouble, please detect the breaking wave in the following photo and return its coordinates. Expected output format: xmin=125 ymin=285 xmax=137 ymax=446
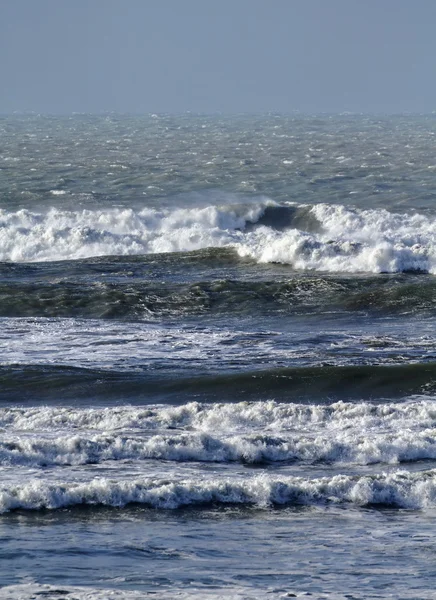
xmin=2 ymin=470 xmax=436 ymax=512
xmin=2 ymin=399 xmax=434 ymax=433
xmin=2 ymin=202 xmax=436 ymax=273
xmin=2 ymin=427 xmax=436 ymax=467
xmin=2 ymin=399 xmax=436 ymax=468
xmin=0 ymin=583 xmax=302 ymax=600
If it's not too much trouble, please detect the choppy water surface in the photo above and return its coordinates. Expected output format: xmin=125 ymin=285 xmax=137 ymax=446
xmin=2 ymin=114 xmax=436 ymax=599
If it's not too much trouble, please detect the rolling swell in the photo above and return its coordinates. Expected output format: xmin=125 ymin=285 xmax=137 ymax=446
xmin=0 ymin=274 xmax=435 ymax=318
xmin=2 ymin=362 xmax=436 ymax=403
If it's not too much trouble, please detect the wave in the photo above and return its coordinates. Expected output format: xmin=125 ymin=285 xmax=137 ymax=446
xmin=2 ymin=425 xmax=436 ymax=467
xmin=2 ymin=362 xmax=436 ymax=403
xmin=2 ymin=399 xmax=435 ymax=433
xmin=3 ymin=584 xmax=434 ymax=600
xmin=2 ymin=469 xmax=436 ymax=512
xmin=1 ymin=274 xmax=436 ymax=318
xmin=240 ymin=203 xmax=436 ymax=273
xmin=1 ymin=361 xmax=436 ymax=403
xmin=0 ymin=397 xmax=436 ymax=433
xmin=2 ymin=202 xmax=436 ymax=273
xmin=0 ymin=203 xmax=264 ymax=262
xmin=0 ymin=586 xmax=146 ymax=600
xmin=2 ymin=399 xmax=436 ymax=468
xmin=0 ymin=583 xmax=282 ymax=600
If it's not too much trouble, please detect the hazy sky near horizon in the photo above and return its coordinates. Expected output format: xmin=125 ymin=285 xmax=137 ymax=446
xmin=1 ymin=0 xmax=435 ymax=114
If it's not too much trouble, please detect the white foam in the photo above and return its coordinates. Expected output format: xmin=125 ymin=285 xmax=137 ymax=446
xmin=1 ymin=469 xmax=436 ymax=512
xmin=2 ymin=586 xmax=432 ymax=600
xmin=0 ymin=318 xmax=246 ymax=369
xmin=1 ymin=201 xmax=436 ymax=272
xmin=4 ymin=393 xmax=436 ymax=468
xmin=0 ymin=203 xmax=264 ymax=262
xmin=2 ymin=399 xmax=436 ymax=468
xmin=238 ymin=204 xmax=436 ymax=273
xmin=1 ymin=399 xmax=434 ymax=434
xmin=2 ymin=426 xmax=436 ymax=467
xmin=0 ymin=584 xmax=153 ymax=600
xmin=0 ymin=583 xmax=313 ymax=600
xmin=3 ymin=317 xmax=316 ymax=372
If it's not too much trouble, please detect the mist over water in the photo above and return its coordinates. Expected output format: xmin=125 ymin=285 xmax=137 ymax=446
xmin=2 ymin=114 xmax=436 ymax=599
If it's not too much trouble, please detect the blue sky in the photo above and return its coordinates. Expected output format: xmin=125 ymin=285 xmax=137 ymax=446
xmin=1 ymin=0 xmax=435 ymax=114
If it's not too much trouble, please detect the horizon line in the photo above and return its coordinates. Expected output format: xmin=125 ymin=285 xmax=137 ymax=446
xmin=1 ymin=110 xmax=436 ymax=118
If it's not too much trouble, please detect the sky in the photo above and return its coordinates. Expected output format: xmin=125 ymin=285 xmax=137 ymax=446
xmin=0 ymin=0 xmax=435 ymax=114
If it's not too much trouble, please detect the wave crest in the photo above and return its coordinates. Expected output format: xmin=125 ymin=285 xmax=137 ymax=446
xmin=1 ymin=202 xmax=436 ymax=273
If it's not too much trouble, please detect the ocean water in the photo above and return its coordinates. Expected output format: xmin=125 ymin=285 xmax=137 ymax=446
xmin=2 ymin=114 xmax=436 ymax=599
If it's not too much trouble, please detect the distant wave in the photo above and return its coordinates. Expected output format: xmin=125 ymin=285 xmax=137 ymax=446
xmin=1 ymin=202 xmax=436 ymax=273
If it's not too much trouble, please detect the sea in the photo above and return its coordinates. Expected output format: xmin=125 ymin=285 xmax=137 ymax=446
xmin=1 ymin=113 xmax=436 ymax=599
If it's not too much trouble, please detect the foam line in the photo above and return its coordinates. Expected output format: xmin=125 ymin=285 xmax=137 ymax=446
xmin=1 ymin=470 xmax=436 ymax=512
